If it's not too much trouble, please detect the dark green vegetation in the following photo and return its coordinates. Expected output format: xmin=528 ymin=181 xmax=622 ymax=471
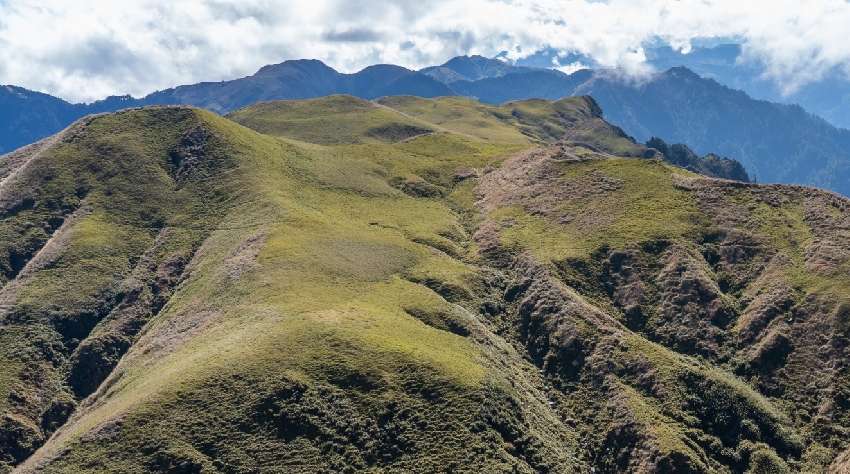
xmin=0 ymin=94 xmax=848 ymax=473
xmin=646 ymin=137 xmax=749 ymax=182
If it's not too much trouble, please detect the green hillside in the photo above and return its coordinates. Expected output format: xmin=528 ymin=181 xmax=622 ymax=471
xmin=0 ymin=95 xmax=848 ymax=473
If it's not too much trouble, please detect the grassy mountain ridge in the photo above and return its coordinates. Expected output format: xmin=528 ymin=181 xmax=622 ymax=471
xmin=0 ymin=61 xmax=452 ymax=154
xmin=4 ymin=98 xmax=579 ymax=472
xmin=420 ymin=57 xmax=850 ymax=194
xmin=0 ymin=95 xmax=848 ymax=472
xmin=2 ymin=57 xmax=846 ymax=196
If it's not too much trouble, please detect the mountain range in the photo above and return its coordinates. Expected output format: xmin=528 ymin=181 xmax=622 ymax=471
xmin=1 ymin=93 xmax=848 ymax=472
xmin=519 ymin=43 xmax=850 ymax=131
xmin=644 ymin=43 xmax=850 ymax=131
xmin=1 ymin=55 xmax=850 ymax=196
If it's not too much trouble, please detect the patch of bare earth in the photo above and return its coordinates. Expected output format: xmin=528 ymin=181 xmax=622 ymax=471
xmin=477 ymin=144 xmax=622 ymax=228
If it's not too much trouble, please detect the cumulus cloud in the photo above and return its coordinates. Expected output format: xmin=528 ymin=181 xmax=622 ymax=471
xmin=0 ymin=0 xmax=847 ymax=102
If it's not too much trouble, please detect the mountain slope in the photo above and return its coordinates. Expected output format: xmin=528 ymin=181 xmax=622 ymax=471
xmin=0 ymin=107 xmax=245 ymax=469
xmin=141 ymin=60 xmax=453 ymax=114
xmin=515 ymin=44 xmax=850 ymax=131
xmin=1 ymin=96 xmax=848 ymax=472
xmin=3 ymin=59 xmax=849 ymax=195
xmin=575 ymin=67 xmax=850 ymax=194
xmin=3 ymin=99 xmax=574 ymax=473
xmin=645 ymin=43 xmax=850 ymax=130
xmin=450 ymin=69 xmax=592 ymax=105
xmin=421 ymin=61 xmax=850 ymax=195
xmin=646 ymin=137 xmax=750 ymax=182
xmin=132 ymin=60 xmax=850 ymax=196
xmin=0 ymin=87 xmax=86 ymax=155
xmin=475 ymin=145 xmax=850 ymax=472
xmin=420 ymin=55 xmax=529 ymax=83
xmin=226 ymin=95 xmax=438 ymax=145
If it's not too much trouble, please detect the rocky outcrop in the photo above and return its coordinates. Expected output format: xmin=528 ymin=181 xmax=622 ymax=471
xmin=646 ymin=137 xmax=750 ymax=182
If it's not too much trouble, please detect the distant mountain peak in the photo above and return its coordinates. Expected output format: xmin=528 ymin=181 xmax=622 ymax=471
xmin=1 ymin=85 xmax=60 ymax=100
xmin=443 ymin=54 xmax=506 ymax=67
xmin=353 ymin=64 xmax=414 ymax=77
xmin=422 ymin=54 xmax=523 ymax=83
xmin=663 ymin=65 xmax=702 ymax=78
xmin=254 ymin=58 xmax=337 ymax=77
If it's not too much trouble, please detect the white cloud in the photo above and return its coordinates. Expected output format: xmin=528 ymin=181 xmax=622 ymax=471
xmin=0 ymin=0 xmax=847 ymax=102
xmin=554 ymin=61 xmax=590 ymax=75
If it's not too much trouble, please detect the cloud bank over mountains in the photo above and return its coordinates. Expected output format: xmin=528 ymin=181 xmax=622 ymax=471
xmin=0 ymin=0 xmax=848 ymax=102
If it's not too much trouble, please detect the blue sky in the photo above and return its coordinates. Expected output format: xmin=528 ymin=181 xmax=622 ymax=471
xmin=0 ymin=0 xmax=848 ymax=102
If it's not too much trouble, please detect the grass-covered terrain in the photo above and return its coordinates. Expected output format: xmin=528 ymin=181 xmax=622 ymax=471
xmin=2 ymin=98 xmax=579 ymax=473
xmin=0 ymin=95 xmax=848 ymax=473
xmin=227 ymin=95 xmax=439 ymax=145
xmin=376 ymin=95 xmax=646 ymax=155
xmin=476 ymin=131 xmax=850 ymax=471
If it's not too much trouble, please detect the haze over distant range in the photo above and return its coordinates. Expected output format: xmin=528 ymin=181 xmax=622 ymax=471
xmin=2 ymin=0 xmax=850 ymax=109
xmin=522 ymin=44 xmax=850 ymax=130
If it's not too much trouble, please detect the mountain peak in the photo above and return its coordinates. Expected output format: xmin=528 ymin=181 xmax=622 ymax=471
xmin=354 ymin=64 xmax=414 ymax=75
xmin=423 ymin=55 xmax=519 ymax=83
xmin=663 ymin=66 xmax=702 ymax=79
xmin=0 ymin=85 xmax=62 ymax=100
xmin=443 ymin=54 xmax=503 ymax=66
xmin=254 ymin=59 xmax=337 ymax=77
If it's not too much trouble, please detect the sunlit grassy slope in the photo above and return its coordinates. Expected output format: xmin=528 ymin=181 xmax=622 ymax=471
xmin=377 ymin=95 xmax=646 ymax=155
xmin=2 ymin=94 xmax=848 ymax=473
xmin=34 ymin=112 xmax=495 ymax=470
xmin=5 ymin=97 xmax=586 ymax=473
xmin=473 ymin=128 xmax=850 ymax=471
xmin=227 ymin=95 xmax=440 ymax=145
